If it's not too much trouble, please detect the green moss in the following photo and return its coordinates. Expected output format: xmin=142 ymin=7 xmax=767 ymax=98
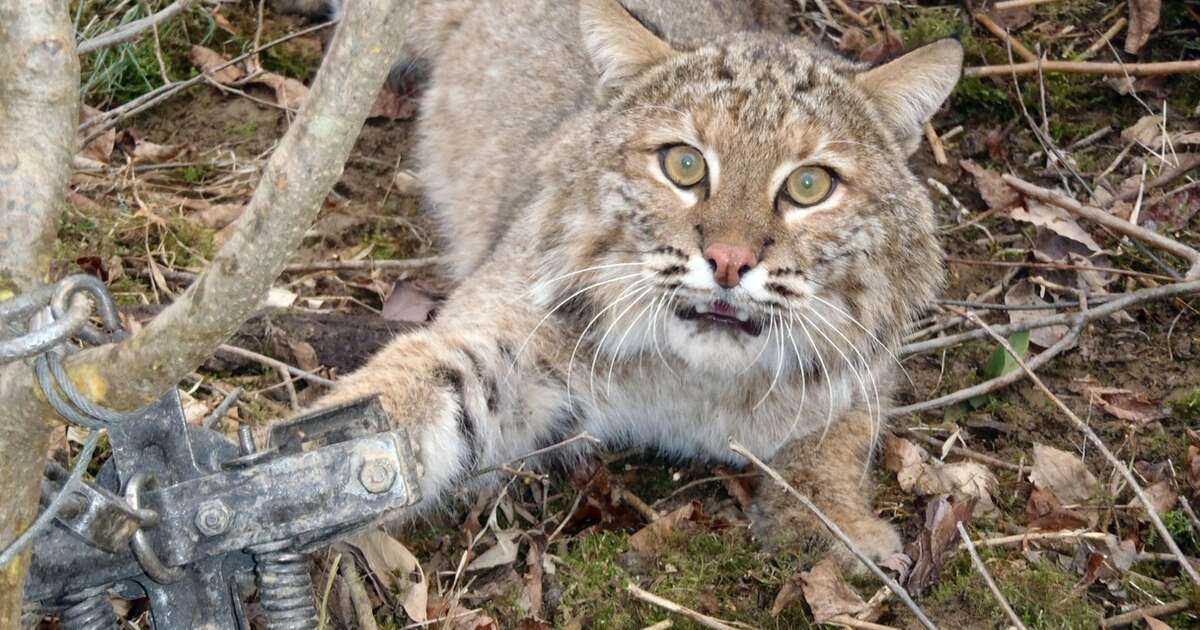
xmin=227 ymin=120 xmax=261 ymax=141
xmin=1170 ymin=387 xmax=1200 ymax=420
xmin=927 ymin=552 xmax=1100 ymax=629
xmin=557 ymin=528 xmax=815 ymax=628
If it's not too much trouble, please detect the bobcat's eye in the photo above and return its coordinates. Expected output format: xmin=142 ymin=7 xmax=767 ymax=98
xmin=783 ymin=166 xmax=835 ymax=207
xmin=660 ymin=145 xmax=707 ymax=188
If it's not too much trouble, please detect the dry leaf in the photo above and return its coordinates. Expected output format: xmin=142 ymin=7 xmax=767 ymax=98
xmin=1074 ymin=376 xmax=1170 ymax=424
xmin=188 ymin=200 xmax=245 ymax=230
xmin=883 ymin=434 xmax=927 ymax=492
xmin=796 ymin=556 xmax=867 ymax=623
xmin=961 ymin=160 xmax=1020 ymax=211
xmin=188 ymin=45 xmax=244 ymax=84
xmin=519 ymin=536 xmax=546 ymax=618
xmin=1029 ymin=444 xmax=1099 ymax=507
xmin=1120 ymin=114 xmax=1164 ymax=146
xmin=382 ymin=281 xmax=438 ymax=322
xmin=770 ymin=576 xmax=804 ymax=618
xmin=1188 ymin=445 xmax=1200 ymax=490
xmin=252 ymin=72 xmax=309 ymax=109
xmin=264 ymin=287 xmax=298 ymax=309
xmin=837 ymin=27 xmax=867 ymax=55
xmin=714 ymin=465 xmax=754 ymax=512
xmin=347 ymin=529 xmax=428 ymax=621
xmin=1026 ymin=487 xmax=1091 ymax=530
xmin=1124 ymin=0 xmax=1162 ymax=54
xmin=629 ymin=501 xmax=702 ymax=557
xmin=915 ymin=462 xmax=999 ymax=518
xmin=467 ymin=530 xmax=521 ymax=572
xmin=905 ymin=496 xmax=975 ymax=596
xmin=857 ymin=23 xmax=904 ymax=64
xmin=1126 ymin=480 xmax=1177 ymax=522
xmin=1011 ymin=201 xmax=1103 ymax=253
xmin=1005 ymin=279 xmax=1070 ymax=347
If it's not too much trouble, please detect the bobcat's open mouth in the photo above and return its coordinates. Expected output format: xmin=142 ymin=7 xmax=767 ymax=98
xmin=677 ymin=300 xmax=764 ymax=336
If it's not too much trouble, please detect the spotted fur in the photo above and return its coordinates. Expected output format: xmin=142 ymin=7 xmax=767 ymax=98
xmin=314 ymin=0 xmax=962 ymax=563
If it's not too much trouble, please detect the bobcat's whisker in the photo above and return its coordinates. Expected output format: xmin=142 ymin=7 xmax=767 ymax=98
xmin=566 ymin=276 xmax=653 ymax=405
xmin=790 ymin=308 xmax=836 ymax=446
xmin=808 ymin=293 xmax=914 ymax=389
xmin=605 ymin=289 xmax=661 ymax=396
xmin=753 ymin=309 xmax=785 ymax=410
xmin=795 ymin=309 xmax=878 ymax=478
xmin=524 ymin=261 xmax=650 ymax=297
xmin=651 ymin=286 xmax=683 ymax=378
xmin=783 ymin=317 xmax=810 ymax=439
xmin=739 ymin=308 xmax=776 ymax=375
xmin=802 ymin=304 xmax=885 ymax=479
xmin=588 ymin=285 xmax=654 ymax=400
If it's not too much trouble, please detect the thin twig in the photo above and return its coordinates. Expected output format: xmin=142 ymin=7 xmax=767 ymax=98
xmin=1003 ymin=174 xmax=1200 ymax=278
xmin=618 ymin=487 xmax=660 ymax=522
xmin=1101 ymin=598 xmax=1193 ymax=628
xmin=217 ymin=344 xmax=336 ymax=387
xmin=826 ymin=616 xmax=900 ymax=630
xmin=201 ymin=385 xmax=243 ymax=429
xmin=957 ymin=522 xmax=1029 ymax=630
xmin=626 ymin=583 xmax=748 ymax=630
xmin=335 ymin=546 xmax=380 ymax=630
xmin=891 ymin=314 xmax=1084 ymax=416
xmin=966 ymin=59 xmax=1200 ymax=78
xmin=962 ymin=530 xmax=1107 ymax=549
xmin=900 ymin=279 xmax=1200 ymax=356
xmin=973 ymin=13 xmax=1037 ymax=63
xmin=76 ymin=0 xmax=194 ymax=54
xmin=924 ymin=123 xmax=948 ymax=165
xmin=729 ymin=440 xmax=938 ymax=630
xmin=1080 ymin=17 xmax=1127 ymax=60
xmin=318 ymin=550 xmax=343 ymax=630
xmin=945 ymin=257 xmax=1176 ymax=281
xmin=472 ymin=432 xmax=600 ymax=478
xmin=282 ymin=256 xmax=445 ymax=274
xmin=892 ymin=428 xmax=1021 ymax=472
xmin=993 ymin=0 xmax=1059 ymax=9
xmin=955 ymin=310 xmax=1200 ymax=585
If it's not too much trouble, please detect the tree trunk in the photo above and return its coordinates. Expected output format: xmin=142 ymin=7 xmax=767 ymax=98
xmin=0 ymin=0 xmax=79 ymax=621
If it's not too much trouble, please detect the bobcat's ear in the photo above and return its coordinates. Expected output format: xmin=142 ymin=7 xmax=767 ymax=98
xmin=856 ymin=39 xmax=963 ymax=155
xmin=579 ymin=0 xmax=674 ymax=89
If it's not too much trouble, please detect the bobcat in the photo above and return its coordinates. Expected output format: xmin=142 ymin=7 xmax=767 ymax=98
xmin=292 ymin=0 xmax=962 ymax=564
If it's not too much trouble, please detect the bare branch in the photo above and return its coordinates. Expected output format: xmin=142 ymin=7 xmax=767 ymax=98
xmin=0 ymin=0 xmax=80 ymax=621
xmin=899 ymin=279 xmax=1200 ymax=357
xmin=626 ymin=583 xmax=747 ymax=630
xmin=966 ymin=59 xmax=1200 ymax=78
xmin=1101 ymin=598 xmax=1193 ymax=628
xmin=956 ymin=522 xmax=1028 ymax=630
xmin=1003 ymin=174 xmax=1200 ymax=278
xmin=75 ymin=0 xmax=194 ymax=55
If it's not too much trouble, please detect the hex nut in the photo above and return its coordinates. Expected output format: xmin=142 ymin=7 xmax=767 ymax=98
xmin=359 ymin=457 xmax=396 ymax=494
xmin=195 ymin=500 xmax=233 ymax=536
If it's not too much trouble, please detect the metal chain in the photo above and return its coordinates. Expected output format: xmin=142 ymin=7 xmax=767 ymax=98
xmin=0 ymin=276 xmax=165 ymax=577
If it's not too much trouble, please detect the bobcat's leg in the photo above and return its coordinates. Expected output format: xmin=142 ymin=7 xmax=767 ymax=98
xmin=749 ymin=407 xmax=901 ymax=566
xmin=315 ymin=292 xmax=574 ymax=509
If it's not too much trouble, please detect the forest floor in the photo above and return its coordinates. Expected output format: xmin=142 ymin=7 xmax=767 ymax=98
xmin=42 ymin=0 xmax=1200 ymax=628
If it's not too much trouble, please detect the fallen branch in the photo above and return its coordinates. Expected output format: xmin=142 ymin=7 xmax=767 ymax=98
xmin=1003 ymin=174 xmax=1200 ymax=278
xmin=282 ymin=256 xmax=445 ymax=274
xmin=965 ymin=530 xmax=1107 ymax=549
xmin=957 ymin=522 xmax=1028 ymax=630
xmin=826 ymin=616 xmax=900 ymax=630
xmin=729 ymin=440 xmax=938 ymax=630
xmin=1101 ymin=598 xmax=1193 ymax=628
xmin=966 ymin=59 xmax=1200 ymax=78
xmin=626 ymin=583 xmax=746 ymax=630
xmin=76 ymin=0 xmax=193 ymax=54
xmin=216 ymin=344 xmax=336 ymax=388
xmin=899 ymin=279 xmax=1200 ymax=357
xmin=956 ymin=310 xmax=1200 ymax=585
xmin=993 ymin=0 xmax=1059 ymax=9
xmin=923 ymin=123 xmax=948 ymax=166
xmin=890 ymin=313 xmax=1084 ymax=416
xmin=973 ymin=13 xmax=1037 ymax=63
xmin=1080 ymin=17 xmax=1126 ymax=60
xmin=336 ymin=546 xmax=380 ymax=630
xmin=1114 ymin=153 xmax=1200 ymax=204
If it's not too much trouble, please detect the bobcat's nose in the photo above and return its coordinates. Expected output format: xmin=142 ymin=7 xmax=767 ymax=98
xmin=704 ymin=243 xmax=758 ymax=289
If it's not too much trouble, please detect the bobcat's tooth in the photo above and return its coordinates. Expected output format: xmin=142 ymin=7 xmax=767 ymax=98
xmin=695 ymin=303 xmax=711 ymax=314
xmin=735 ymin=309 xmax=750 ymax=322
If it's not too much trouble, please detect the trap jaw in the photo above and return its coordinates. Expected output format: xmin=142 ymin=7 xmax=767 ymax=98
xmin=25 ymin=391 xmax=421 ymax=630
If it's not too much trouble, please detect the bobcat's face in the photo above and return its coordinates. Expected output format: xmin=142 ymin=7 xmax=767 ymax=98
xmin=541 ymin=35 xmax=950 ymax=379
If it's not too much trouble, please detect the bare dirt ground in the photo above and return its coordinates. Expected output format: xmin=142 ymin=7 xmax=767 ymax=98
xmin=42 ymin=0 xmax=1200 ymax=628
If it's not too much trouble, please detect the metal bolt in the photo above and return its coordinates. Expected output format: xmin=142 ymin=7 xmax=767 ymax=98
xmin=195 ymin=500 xmax=233 ymax=536
xmin=359 ymin=458 xmax=396 ymax=494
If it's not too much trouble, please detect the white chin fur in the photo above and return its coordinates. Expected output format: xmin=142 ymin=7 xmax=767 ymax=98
xmin=663 ymin=316 xmax=794 ymax=375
